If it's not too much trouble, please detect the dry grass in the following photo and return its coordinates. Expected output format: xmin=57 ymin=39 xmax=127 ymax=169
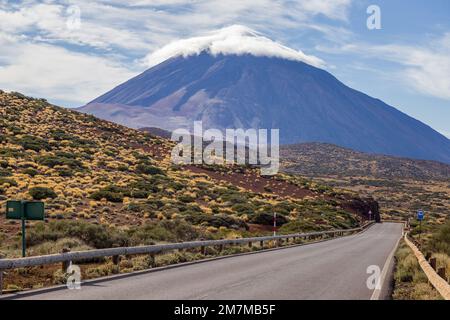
xmin=392 ymin=241 xmax=442 ymax=300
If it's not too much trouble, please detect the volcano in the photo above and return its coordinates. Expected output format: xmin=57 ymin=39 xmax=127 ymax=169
xmin=79 ymin=26 xmax=450 ymax=164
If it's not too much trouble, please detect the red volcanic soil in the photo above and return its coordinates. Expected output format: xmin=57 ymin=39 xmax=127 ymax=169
xmin=186 ymin=165 xmax=314 ymax=199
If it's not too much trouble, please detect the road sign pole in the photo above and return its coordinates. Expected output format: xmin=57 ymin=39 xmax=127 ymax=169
xmin=273 ymin=212 xmax=277 ymax=237
xmin=6 ymin=200 xmax=44 ymax=257
xmin=419 ymin=220 xmax=422 ymax=246
xmin=21 ymin=217 xmax=26 ymax=257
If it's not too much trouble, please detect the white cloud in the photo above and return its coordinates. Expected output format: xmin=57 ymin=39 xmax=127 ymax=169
xmin=317 ymin=33 xmax=450 ymax=101
xmin=0 ymin=32 xmax=136 ymax=105
xmin=373 ymin=42 xmax=450 ymax=101
xmin=0 ymin=0 xmax=354 ymax=53
xmin=145 ymin=25 xmax=325 ymax=68
xmin=1 ymin=0 xmax=349 ymax=105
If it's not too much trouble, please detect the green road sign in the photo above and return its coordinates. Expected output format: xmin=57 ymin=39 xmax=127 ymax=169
xmin=6 ymin=200 xmax=45 ymax=220
xmin=6 ymin=200 xmax=24 ymax=220
xmin=24 ymin=201 xmax=45 ymax=220
xmin=5 ymin=200 xmax=45 ymax=257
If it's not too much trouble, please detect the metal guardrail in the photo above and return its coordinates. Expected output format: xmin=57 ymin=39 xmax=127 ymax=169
xmin=0 ymin=221 xmax=374 ymax=294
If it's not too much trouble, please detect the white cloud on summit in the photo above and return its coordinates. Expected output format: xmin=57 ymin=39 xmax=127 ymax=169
xmin=145 ymin=25 xmax=325 ymax=68
xmin=0 ymin=0 xmax=350 ymax=105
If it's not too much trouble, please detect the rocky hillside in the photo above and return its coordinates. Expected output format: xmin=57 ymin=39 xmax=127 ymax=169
xmin=281 ymin=143 xmax=450 ymax=181
xmin=0 ymin=91 xmax=378 ymax=259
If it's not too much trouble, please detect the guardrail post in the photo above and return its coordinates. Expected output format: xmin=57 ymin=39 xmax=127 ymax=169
xmin=0 ymin=268 xmax=3 ymax=296
xmin=199 ymin=238 xmax=206 ymax=255
xmin=260 ymin=240 xmax=264 ymax=248
xmin=437 ymin=267 xmax=446 ymax=279
xmin=429 ymin=257 xmax=437 ymax=271
xmin=148 ymin=254 xmax=156 ymax=268
xmin=112 ymin=255 xmax=120 ymax=273
xmin=248 ymin=242 xmax=252 ymax=248
xmin=61 ymin=248 xmax=71 ymax=272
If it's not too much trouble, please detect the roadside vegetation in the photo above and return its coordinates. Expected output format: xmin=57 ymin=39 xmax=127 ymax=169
xmin=0 ymin=90 xmax=374 ymax=292
xmin=392 ymin=241 xmax=442 ymax=300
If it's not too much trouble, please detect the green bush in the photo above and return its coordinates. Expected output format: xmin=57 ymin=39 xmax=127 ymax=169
xmin=136 ymin=164 xmax=164 ymax=175
xmin=127 ymin=220 xmax=203 ymax=244
xmin=0 ymin=177 xmax=18 ymax=187
xmin=29 ymin=187 xmax=57 ymax=200
xmin=0 ymin=168 xmax=12 ymax=177
xmin=23 ymin=168 xmax=39 ymax=177
xmin=50 ymin=129 xmax=73 ymax=141
xmin=27 ymin=220 xmax=128 ymax=249
xmin=428 ymin=220 xmax=450 ymax=256
xmin=279 ymin=220 xmax=325 ymax=233
xmin=250 ymin=212 xmax=288 ymax=226
xmin=56 ymin=167 xmax=73 ymax=177
xmin=90 ymin=189 xmax=123 ymax=203
xmin=232 ymin=203 xmax=255 ymax=215
xmin=35 ymin=154 xmax=83 ymax=170
xmin=16 ymin=135 xmax=51 ymax=152
xmin=185 ymin=213 xmax=248 ymax=230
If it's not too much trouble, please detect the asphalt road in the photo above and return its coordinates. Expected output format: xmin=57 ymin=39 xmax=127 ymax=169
xmin=6 ymin=222 xmax=403 ymax=300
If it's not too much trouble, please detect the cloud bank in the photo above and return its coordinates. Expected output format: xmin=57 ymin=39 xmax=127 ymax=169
xmin=145 ymin=25 xmax=325 ymax=68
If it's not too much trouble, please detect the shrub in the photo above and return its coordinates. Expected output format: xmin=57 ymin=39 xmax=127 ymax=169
xmin=127 ymin=220 xmax=202 ymax=244
xmin=279 ymin=220 xmax=324 ymax=233
xmin=16 ymin=135 xmax=51 ymax=152
xmin=185 ymin=213 xmax=248 ymax=230
xmin=232 ymin=203 xmax=255 ymax=215
xmin=56 ymin=168 xmax=73 ymax=177
xmin=136 ymin=164 xmax=164 ymax=175
xmin=50 ymin=129 xmax=73 ymax=141
xmin=90 ymin=189 xmax=123 ymax=203
xmin=428 ymin=220 xmax=450 ymax=256
xmin=0 ymin=177 xmax=18 ymax=187
xmin=35 ymin=154 xmax=83 ymax=170
xmin=29 ymin=187 xmax=57 ymax=200
xmin=0 ymin=168 xmax=12 ymax=177
xmin=27 ymin=220 xmax=129 ymax=249
xmin=250 ymin=212 xmax=288 ymax=226
xmin=23 ymin=168 xmax=39 ymax=177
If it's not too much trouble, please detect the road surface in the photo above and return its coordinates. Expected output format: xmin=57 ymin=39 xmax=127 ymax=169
xmin=5 ymin=222 xmax=403 ymax=300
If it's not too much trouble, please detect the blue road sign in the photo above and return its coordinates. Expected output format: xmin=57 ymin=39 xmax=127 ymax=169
xmin=417 ymin=210 xmax=424 ymax=221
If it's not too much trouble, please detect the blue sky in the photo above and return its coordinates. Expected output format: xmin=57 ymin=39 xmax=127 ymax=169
xmin=0 ymin=0 xmax=449 ymax=137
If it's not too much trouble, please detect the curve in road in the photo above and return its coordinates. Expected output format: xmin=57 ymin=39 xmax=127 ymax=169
xmin=5 ymin=222 xmax=403 ymax=300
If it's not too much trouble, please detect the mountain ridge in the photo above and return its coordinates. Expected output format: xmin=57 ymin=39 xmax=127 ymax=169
xmin=280 ymin=142 xmax=450 ymax=181
xmin=79 ymin=52 xmax=450 ymax=164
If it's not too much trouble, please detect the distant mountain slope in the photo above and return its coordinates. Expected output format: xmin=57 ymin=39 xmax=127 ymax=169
xmin=0 ymin=90 xmax=378 ymax=243
xmin=139 ymin=127 xmax=172 ymax=139
xmin=281 ymin=143 xmax=450 ymax=181
xmin=80 ymin=50 xmax=450 ymax=164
